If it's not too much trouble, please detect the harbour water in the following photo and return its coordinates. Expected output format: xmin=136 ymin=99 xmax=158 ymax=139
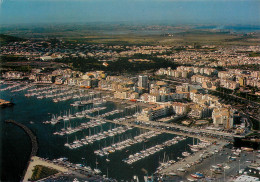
xmin=0 ymin=84 xmax=193 ymax=181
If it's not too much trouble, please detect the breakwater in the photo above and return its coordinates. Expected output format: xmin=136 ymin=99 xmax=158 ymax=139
xmin=5 ymin=120 xmax=38 ymax=181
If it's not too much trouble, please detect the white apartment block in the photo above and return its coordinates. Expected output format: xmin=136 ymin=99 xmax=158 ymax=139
xmin=172 ymin=102 xmax=190 ymax=115
xmin=212 ymin=107 xmax=234 ymax=129
xmin=137 ymin=104 xmax=172 ymax=121
xmin=220 ymin=79 xmax=240 ymax=90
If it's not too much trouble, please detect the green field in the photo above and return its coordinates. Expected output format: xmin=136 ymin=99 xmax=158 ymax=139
xmin=51 ymin=32 xmax=260 ymax=46
xmin=1 ymin=24 xmax=259 ymax=46
xmin=30 ymin=165 xmax=59 ymax=181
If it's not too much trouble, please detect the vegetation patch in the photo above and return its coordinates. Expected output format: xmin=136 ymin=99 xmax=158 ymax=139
xmin=0 ymin=55 xmax=28 ymax=63
xmin=29 ymin=165 xmax=59 ymax=181
xmin=248 ymin=52 xmax=260 ymax=57
xmin=0 ymin=34 xmax=25 ymax=45
xmin=56 ymin=55 xmax=177 ymax=73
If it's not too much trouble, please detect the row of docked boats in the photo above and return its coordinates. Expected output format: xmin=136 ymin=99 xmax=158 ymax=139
xmin=43 ymin=106 xmax=107 ymax=125
xmin=53 ymin=157 xmax=101 ymax=175
xmin=188 ymin=141 xmax=212 ymax=152
xmin=0 ymin=83 xmax=22 ymax=91
xmin=25 ymin=86 xmax=70 ymax=97
xmin=112 ymin=115 xmax=135 ymax=123
xmin=70 ymin=97 xmax=106 ymax=106
xmin=155 ymin=159 xmax=176 ymax=174
xmin=27 ymin=85 xmax=57 ymax=92
xmin=123 ymin=136 xmax=186 ymax=165
xmin=94 ymin=131 xmax=162 ymax=156
xmin=161 ymin=140 xmax=212 ymax=176
xmin=64 ymin=126 xmax=133 ymax=149
xmin=25 ymin=85 xmax=103 ymax=104
xmin=40 ymin=90 xmax=83 ymax=100
xmin=70 ymin=95 xmax=108 ymax=107
xmin=182 ymin=151 xmax=191 ymax=157
xmin=11 ymin=84 xmax=34 ymax=92
xmin=54 ymin=119 xmax=107 ymax=136
xmin=52 ymin=91 xmax=100 ymax=103
xmin=99 ymin=109 xmax=124 ymax=118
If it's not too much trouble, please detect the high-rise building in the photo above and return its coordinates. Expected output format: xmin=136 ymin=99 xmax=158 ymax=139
xmin=138 ymin=75 xmax=148 ymax=89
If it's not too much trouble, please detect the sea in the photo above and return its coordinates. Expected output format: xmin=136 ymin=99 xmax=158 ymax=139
xmin=194 ymin=25 xmax=260 ymax=33
xmin=0 ymin=84 xmax=193 ymax=182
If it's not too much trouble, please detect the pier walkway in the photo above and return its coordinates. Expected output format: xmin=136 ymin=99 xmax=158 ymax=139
xmin=85 ymin=115 xmax=218 ymax=142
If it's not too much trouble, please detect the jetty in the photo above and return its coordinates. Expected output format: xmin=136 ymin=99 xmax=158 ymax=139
xmin=85 ymin=115 xmax=218 ymax=142
xmin=5 ymin=120 xmax=38 ymax=181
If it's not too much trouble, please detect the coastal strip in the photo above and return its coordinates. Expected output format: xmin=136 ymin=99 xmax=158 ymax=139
xmin=5 ymin=120 xmax=38 ymax=181
xmin=0 ymin=99 xmax=14 ymax=107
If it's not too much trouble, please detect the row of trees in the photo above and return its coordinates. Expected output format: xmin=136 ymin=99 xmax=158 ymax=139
xmin=0 ymin=55 xmax=28 ymax=63
xmin=216 ymin=86 xmax=260 ymax=103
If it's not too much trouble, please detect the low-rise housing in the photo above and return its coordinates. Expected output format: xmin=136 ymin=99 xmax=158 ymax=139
xmin=2 ymin=71 xmax=24 ymax=79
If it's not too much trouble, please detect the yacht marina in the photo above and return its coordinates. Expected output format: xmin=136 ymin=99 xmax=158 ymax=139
xmin=0 ymin=83 xmax=22 ymax=91
xmin=0 ymin=82 xmax=230 ymax=181
xmin=23 ymin=85 xmax=106 ymax=105
xmin=11 ymin=84 xmax=34 ymax=92
xmin=44 ymin=106 xmax=107 ymax=125
xmin=94 ymin=130 xmax=162 ymax=157
xmin=65 ymin=125 xmax=134 ymax=149
xmin=53 ymin=119 xmax=107 ymax=136
xmin=123 ymin=136 xmax=187 ymax=165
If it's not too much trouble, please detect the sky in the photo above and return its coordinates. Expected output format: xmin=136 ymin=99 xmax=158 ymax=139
xmin=0 ymin=0 xmax=259 ymax=25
